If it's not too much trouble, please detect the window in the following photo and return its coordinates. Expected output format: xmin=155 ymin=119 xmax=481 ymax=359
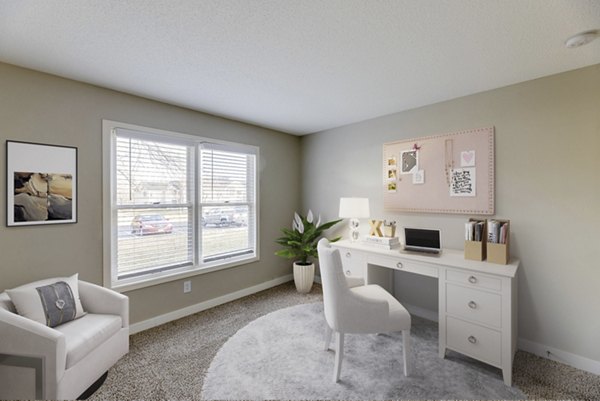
xmin=103 ymin=121 xmax=258 ymax=290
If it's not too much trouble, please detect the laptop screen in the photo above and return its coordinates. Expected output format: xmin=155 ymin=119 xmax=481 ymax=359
xmin=404 ymin=228 xmax=441 ymax=250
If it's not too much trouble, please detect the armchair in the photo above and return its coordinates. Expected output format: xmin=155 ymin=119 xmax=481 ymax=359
xmin=0 ymin=279 xmax=129 ymax=400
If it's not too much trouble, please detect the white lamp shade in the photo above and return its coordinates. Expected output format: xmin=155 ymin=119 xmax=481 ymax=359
xmin=339 ymin=197 xmax=370 ymax=218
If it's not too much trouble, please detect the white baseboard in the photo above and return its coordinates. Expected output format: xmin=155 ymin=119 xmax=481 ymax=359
xmin=518 ymin=337 xmax=600 ymax=375
xmin=129 ymin=274 xmax=293 ymax=335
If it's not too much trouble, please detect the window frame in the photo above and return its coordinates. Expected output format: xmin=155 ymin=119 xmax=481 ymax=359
xmin=102 ymin=120 xmax=260 ymax=292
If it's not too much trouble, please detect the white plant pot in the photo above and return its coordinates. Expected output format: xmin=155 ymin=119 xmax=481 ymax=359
xmin=293 ymin=262 xmax=315 ymax=294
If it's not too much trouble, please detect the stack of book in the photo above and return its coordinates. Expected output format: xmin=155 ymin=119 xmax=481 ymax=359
xmin=488 ymin=220 xmax=508 ymax=244
xmin=465 ymin=220 xmax=485 ymax=242
xmin=363 ymin=235 xmax=401 ymax=249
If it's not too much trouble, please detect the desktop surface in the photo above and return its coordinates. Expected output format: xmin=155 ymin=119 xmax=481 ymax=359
xmin=334 ymin=239 xmax=519 ymax=278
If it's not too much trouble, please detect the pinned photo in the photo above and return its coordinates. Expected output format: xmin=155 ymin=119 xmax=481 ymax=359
xmin=387 ymin=182 xmax=397 ymax=193
xmin=450 ymin=167 xmax=476 ymax=197
xmin=412 ymin=169 xmax=425 ymax=184
xmin=460 ymin=150 xmax=476 ymax=167
xmin=400 ymin=150 xmax=418 ymax=174
xmin=387 ymin=169 xmax=397 ymax=180
xmin=387 ymin=156 xmax=397 ymax=167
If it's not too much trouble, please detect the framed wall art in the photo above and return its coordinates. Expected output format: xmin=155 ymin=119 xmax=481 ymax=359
xmin=6 ymin=141 xmax=78 ymax=226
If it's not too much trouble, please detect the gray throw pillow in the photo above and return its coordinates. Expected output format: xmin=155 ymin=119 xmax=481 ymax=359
xmin=36 ymin=281 xmax=77 ymax=327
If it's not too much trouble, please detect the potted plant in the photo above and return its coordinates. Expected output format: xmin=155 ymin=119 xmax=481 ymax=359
xmin=275 ymin=210 xmax=341 ymax=293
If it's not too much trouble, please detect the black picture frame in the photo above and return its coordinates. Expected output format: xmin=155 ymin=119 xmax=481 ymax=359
xmin=6 ymin=140 xmax=78 ymax=226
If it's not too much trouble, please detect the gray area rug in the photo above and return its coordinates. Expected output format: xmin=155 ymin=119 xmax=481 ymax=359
xmin=201 ymin=302 xmax=526 ymax=400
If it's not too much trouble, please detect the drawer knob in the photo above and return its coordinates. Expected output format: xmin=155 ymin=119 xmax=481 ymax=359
xmin=468 ymin=335 xmax=477 ymax=344
xmin=468 ymin=301 xmax=477 ymax=309
xmin=346 ymin=252 xmax=351 ymax=258
xmin=346 ymin=270 xmax=351 ymax=276
xmin=396 ymin=262 xmax=403 ymax=269
xmin=468 ymin=275 xmax=478 ymax=284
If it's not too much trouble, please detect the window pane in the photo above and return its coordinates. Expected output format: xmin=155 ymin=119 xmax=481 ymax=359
xmin=201 ymin=205 xmax=253 ymax=262
xmin=200 ymin=149 xmax=252 ymax=204
xmin=117 ymin=207 xmax=193 ymax=277
xmin=116 ymin=137 xmax=190 ymax=205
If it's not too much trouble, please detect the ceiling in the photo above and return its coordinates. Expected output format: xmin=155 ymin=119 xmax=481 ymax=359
xmin=0 ymin=1 xmax=599 ymax=135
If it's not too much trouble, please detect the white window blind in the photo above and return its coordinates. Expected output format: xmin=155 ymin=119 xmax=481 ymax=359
xmin=104 ymin=121 xmax=259 ymax=290
xmin=115 ymin=131 xmax=194 ymax=278
xmin=199 ymin=143 xmax=257 ymax=264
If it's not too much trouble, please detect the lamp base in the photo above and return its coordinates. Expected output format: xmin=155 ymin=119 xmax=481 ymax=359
xmin=349 ymin=218 xmax=360 ymax=242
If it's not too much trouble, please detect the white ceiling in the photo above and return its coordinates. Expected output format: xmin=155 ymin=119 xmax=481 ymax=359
xmin=0 ymin=1 xmax=599 ymax=135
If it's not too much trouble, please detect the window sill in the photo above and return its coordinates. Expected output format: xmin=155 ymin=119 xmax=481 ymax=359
xmin=109 ymin=256 xmax=259 ymax=293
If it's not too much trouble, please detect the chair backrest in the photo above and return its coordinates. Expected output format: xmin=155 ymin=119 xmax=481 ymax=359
xmin=317 ymin=238 xmax=355 ymax=332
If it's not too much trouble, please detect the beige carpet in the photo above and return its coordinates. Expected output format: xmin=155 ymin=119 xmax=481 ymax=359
xmin=90 ymin=282 xmax=600 ymax=400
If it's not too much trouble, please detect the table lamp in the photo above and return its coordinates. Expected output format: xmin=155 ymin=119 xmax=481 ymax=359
xmin=339 ymin=197 xmax=370 ymax=241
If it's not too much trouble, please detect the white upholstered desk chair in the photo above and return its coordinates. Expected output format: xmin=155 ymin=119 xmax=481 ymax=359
xmin=317 ymin=238 xmax=412 ymax=382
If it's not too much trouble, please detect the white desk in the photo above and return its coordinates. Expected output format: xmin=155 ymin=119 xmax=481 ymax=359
xmin=332 ymin=239 xmax=519 ymax=385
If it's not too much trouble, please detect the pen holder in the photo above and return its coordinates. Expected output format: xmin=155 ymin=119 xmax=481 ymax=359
xmin=383 ymin=225 xmax=396 ymax=238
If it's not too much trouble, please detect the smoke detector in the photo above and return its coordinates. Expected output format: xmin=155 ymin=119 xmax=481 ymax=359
xmin=565 ymin=30 xmax=599 ymax=48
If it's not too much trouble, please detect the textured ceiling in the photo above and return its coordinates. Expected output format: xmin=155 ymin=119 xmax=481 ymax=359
xmin=0 ymin=0 xmax=599 ymax=135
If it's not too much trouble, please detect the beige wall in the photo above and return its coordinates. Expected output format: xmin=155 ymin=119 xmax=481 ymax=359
xmin=301 ymin=64 xmax=600 ymax=361
xmin=0 ymin=62 xmax=300 ymax=324
xmin=2 ymin=59 xmax=599 ymax=364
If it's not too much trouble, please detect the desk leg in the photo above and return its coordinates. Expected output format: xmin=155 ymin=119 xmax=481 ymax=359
xmin=438 ymin=266 xmax=446 ymax=359
xmin=502 ymin=367 xmax=512 ymax=386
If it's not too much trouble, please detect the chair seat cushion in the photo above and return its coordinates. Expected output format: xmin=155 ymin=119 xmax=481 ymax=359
xmin=55 ymin=313 xmax=122 ymax=368
xmin=351 ymin=285 xmax=411 ymax=332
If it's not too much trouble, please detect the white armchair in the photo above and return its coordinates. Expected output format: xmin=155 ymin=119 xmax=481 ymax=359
xmin=0 ymin=279 xmax=129 ymax=400
xmin=317 ymin=238 xmax=411 ymax=382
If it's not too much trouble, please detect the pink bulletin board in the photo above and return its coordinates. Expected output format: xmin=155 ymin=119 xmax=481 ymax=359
xmin=383 ymin=127 xmax=495 ymax=215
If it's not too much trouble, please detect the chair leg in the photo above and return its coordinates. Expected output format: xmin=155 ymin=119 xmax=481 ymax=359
xmin=333 ymin=332 xmax=344 ymax=382
xmin=324 ymin=325 xmax=333 ymax=351
xmin=402 ymin=329 xmax=410 ymax=377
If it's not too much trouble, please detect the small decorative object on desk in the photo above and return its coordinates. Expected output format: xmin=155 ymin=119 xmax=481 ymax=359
xmin=363 ymin=235 xmax=401 ymax=250
xmin=383 ymin=220 xmax=396 ymax=237
xmin=369 ymin=219 xmax=383 ymax=237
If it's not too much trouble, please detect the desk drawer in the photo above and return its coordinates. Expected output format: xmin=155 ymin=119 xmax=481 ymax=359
xmin=336 ymin=247 xmax=365 ymax=277
xmin=447 ymin=316 xmax=502 ymax=367
xmin=367 ymin=254 xmax=438 ymax=278
xmin=446 ymin=284 xmax=501 ymax=328
xmin=446 ymin=269 xmax=502 ymax=292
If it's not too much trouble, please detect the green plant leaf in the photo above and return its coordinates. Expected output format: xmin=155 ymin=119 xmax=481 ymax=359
xmin=274 ymin=249 xmax=297 ymax=259
xmin=274 ymin=211 xmax=342 ymax=264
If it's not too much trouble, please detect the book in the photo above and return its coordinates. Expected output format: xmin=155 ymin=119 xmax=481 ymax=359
xmin=363 ymin=235 xmax=400 ymax=245
xmin=362 ymin=241 xmax=401 ymax=250
xmin=478 ymin=221 xmax=485 ymax=241
xmin=488 ymin=220 xmax=500 ymax=243
xmin=487 ymin=220 xmax=509 ymax=244
xmin=465 ymin=220 xmax=485 ymax=242
xmin=499 ymin=223 xmax=507 ymax=244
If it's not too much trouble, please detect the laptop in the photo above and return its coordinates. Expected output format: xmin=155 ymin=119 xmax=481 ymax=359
xmin=403 ymin=228 xmax=441 ymax=254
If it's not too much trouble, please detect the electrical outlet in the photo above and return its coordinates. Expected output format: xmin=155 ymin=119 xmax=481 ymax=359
xmin=183 ymin=280 xmax=191 ymax=293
